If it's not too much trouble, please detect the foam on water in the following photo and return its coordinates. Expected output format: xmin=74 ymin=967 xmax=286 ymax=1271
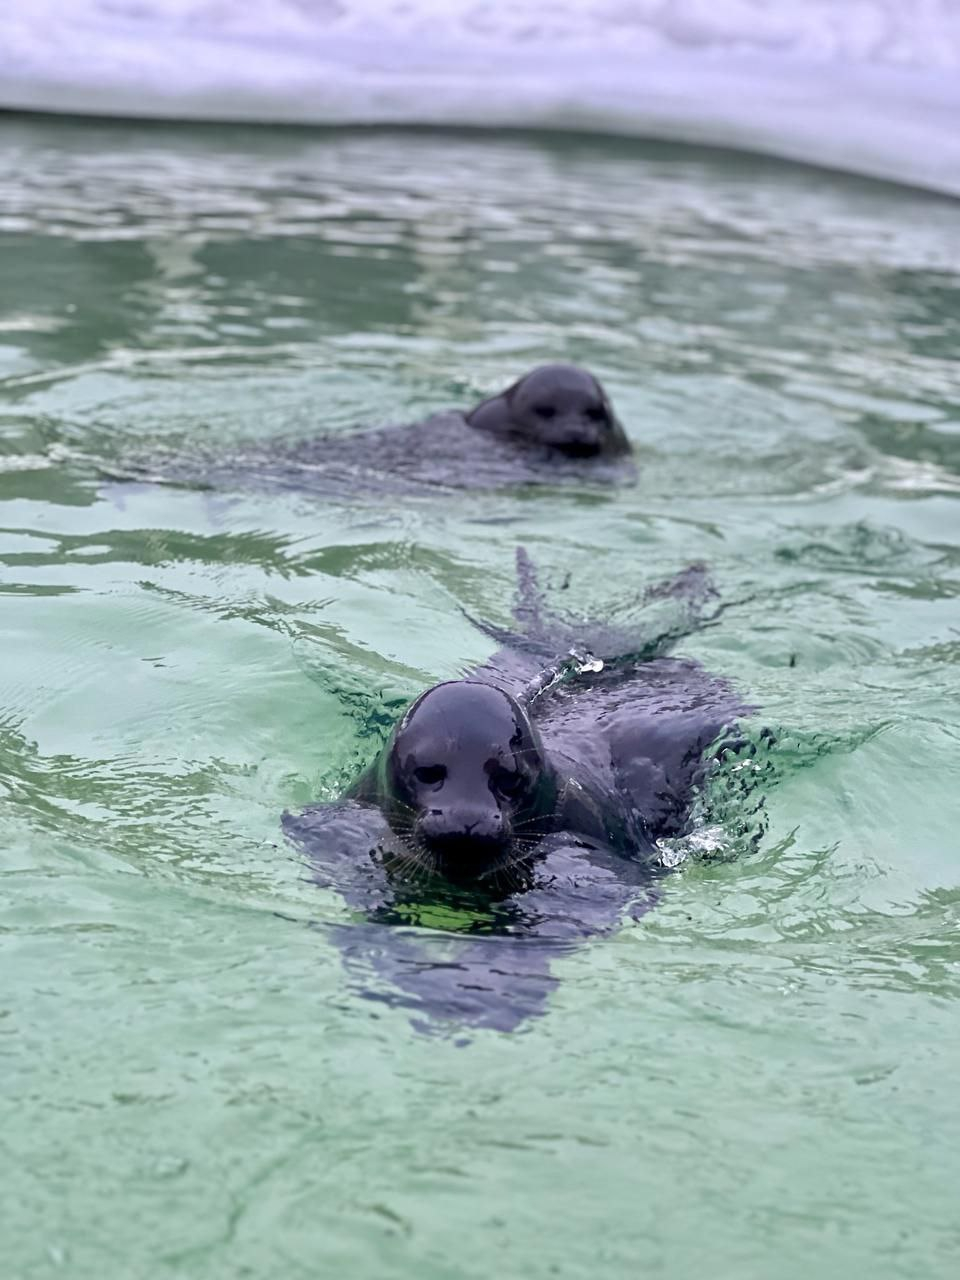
xmin=2 ymin=1 xmax=960 ymax=195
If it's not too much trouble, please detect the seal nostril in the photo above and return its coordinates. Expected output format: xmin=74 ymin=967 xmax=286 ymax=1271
xmin=415 ymin=764 xmax=446 ymax=786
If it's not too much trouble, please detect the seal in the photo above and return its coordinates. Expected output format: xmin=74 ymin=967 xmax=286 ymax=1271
xmin=283 ymin=552 xmax=760 ymax=1031
xmin=112 ymin=363 xmax=635 ymax=497
xmin=465 ymin=363 xmax=630 ymax=459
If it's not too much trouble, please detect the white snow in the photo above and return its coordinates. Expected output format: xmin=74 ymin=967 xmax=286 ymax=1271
xmin=2 ymin=1 xmax=959 ymax=194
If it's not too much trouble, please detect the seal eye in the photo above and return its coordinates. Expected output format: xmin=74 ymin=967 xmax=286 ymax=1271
xmin=491 ymin=767 xmax=524 ymax=798
xmin=414 ymin=765 xmax=446 ymax=787
xmin=533 ymin=403 xmax=557 ymax=420
xmin=585 ymin=405 xmax=607 ymax=423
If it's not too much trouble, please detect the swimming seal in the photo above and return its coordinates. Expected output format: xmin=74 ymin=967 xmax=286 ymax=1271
xmin=110 ymin=363 xmax=635 ymax=497
xmin=466 ymin=363 xmax=630 ymax=459
xmin=283 ymin=552 xmax=759 ymax=1031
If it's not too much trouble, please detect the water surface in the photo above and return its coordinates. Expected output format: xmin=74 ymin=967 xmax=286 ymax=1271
xmin=1 ymin=117 xmax=959 ymax=1278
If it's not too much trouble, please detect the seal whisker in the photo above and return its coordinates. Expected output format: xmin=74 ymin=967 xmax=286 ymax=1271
xmin=374 ymin=793 xmax=419 ymax=819
xmin=511 ymin=810 xmax=561 ymax=831
xmin=385 ymin=842 xmax=435 ymax=884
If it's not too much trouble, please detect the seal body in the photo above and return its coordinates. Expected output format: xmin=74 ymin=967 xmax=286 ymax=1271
xmin=344 ymin=678 xmax=643 ymax=888
xmin=278 ymin=362 xmax=633 ymax=493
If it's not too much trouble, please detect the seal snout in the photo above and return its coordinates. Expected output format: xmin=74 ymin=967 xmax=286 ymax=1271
xmin=417 ymin=805 xmax=511 ymax=870
xmin=549 ymin=423 xmax=606 ymax=458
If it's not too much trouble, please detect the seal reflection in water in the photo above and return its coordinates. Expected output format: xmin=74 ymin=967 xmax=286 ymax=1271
xmin=284 ymin=553 xmax=754 ymax=1033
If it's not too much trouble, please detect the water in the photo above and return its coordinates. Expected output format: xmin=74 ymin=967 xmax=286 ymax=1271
xmin=1 ymin=116 xmax=959 ymax=1278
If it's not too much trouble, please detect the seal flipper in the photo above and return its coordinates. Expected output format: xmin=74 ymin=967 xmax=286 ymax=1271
xmin=467 ymin=547 xmax=727 ymax=695
xmin=513 ymin=545 xmax=545 ymax=631
xmin=463 ymin=390 xmax=511 ymax=438
xmin=643 ymin=560 xmax=716 ymax=609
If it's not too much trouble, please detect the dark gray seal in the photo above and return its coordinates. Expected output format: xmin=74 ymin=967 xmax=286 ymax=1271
xmin=314 ymin=657 xmax=738 ymax=894
xmin=107 ymin=364 xmax=635 ymax=497
xmin=283 ymin=553 xmax=759 ymax=1033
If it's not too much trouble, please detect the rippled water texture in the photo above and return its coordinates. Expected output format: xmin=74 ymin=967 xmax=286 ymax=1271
xmin=1 ymin=118 xmax=959 ymax=1278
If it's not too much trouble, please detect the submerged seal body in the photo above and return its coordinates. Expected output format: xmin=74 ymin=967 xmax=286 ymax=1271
xmin=274 ymin=362 xmax=634 ymax=493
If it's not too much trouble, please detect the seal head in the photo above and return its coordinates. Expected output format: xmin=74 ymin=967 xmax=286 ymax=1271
xmin=466 ymin=363 xmax=630 ymax=458
xmin=369 ymin=680 xmax=555 ymax=882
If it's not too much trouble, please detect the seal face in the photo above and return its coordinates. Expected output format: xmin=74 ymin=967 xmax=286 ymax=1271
xmin=466 ymin=363 xmax=630 ymax=458
xmin=357 ymin=680 xmax=554 ymax=883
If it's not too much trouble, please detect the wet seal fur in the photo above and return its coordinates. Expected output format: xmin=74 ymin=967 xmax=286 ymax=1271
xmin=283 ymin=552 xmax=753 ymax=1033
xmin=110 ymin=363 xmax=635 ymax=497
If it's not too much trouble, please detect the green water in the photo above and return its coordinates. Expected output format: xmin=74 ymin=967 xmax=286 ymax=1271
xmin=1 ymin=117 xmax=959 ymax=1279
